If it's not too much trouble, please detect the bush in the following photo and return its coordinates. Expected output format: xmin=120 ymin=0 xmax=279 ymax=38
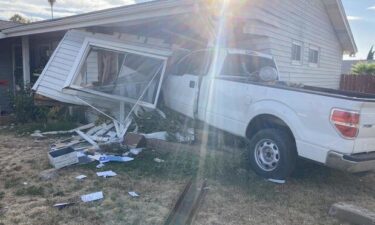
xmin=9 ymin=85 xmax=48 ymax=123
xmin=351 ymin=63 xmax=375 ymax=76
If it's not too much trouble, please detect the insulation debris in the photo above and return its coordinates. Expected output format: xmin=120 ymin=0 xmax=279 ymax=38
xmin=128 ymin=191 xmax=140 ymax=197
xmin=75 ymin=175 xmax=87 ymax=180
xmin=154 ymin=158 xmax=165 ymax=163
xmin=81 ymin=191 xmax=104 ymax=202
xmin=96 ymin=170 xmax=117 ymax=178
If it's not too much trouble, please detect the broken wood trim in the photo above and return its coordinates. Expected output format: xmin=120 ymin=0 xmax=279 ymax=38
xmin=329 ymin=202 xmax=375 ymax=225
xmin=75 ymin=130 xmax=100 ymax=150
xmin=41 ymin=123 xmax=95 ymax=135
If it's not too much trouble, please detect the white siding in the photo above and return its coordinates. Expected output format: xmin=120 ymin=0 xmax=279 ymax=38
xmin=32 ymin=30 xmax=86 ymax=104
xmin=242 ymin=0 xmax=343 ymax=89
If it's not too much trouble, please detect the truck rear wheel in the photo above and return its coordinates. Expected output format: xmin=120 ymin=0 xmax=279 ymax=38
xmin=247 ymin=128 xmax=297 ymax=180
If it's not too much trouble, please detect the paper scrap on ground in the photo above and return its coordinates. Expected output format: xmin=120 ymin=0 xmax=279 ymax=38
xmin=154 ymin=158 xmax=165 ymax=163
xmin=144 ymin=131 xmax=168 ymax=141
xmin=130 ymin=148 xmax=143 ymax=155
xmin=96 ymin=170 xmax=117 ymax=178
xmin=81 ymin=191 xmax=104 ymax=202
xmin=268 ymin=179 xmax=286 ymax=184
xmin=76 ymin=175 xmax=87 ymax=180
xmin=99 ymin=155 xmax=134 ymax=163
xmin=128 ymin=191 xmax=139 ymax=197
xmin=53 ymin=202 xmax=75 ymax=210
xmin=96 ymin=163 xmax=105 ymax=168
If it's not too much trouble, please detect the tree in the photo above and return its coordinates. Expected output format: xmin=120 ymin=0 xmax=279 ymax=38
xmin=352 ymin=62 xmax=375 ymax=76
xmin=367 ymin=45 xmax=374 ymax=60
xmin=9 ymin=14 xmax=30 ymax=24
xmin=48 ymin=0 xmax=56 ymax=19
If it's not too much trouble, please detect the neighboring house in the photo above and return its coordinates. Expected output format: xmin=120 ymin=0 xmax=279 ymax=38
xmin=0 ymin=20 xmax=19 ymax=114
xmin=0 ymin=0 xmax=357 ymax=108
xmin=342 ymin=60 xmax=375 ymax=75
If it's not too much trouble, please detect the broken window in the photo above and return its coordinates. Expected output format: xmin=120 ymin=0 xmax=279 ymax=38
xmin=220 ymin=54 xmax=277 ymax=78
xmin=171 ymin=50 xmax=211 ymax=76
xmin=66 ymin=41 xmax=169 ymax=109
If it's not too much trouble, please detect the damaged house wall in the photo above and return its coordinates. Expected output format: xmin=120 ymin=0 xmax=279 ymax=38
xmin=0 ymin=38 xmax=14 ymax=114
xmin=32 ymin=30 xmax=171 ymax=106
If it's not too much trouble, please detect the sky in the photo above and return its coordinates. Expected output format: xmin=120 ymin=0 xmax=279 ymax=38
xmin=342 ymin=0 xmax=375 ymax=59
xmin=0 ymin=0 xmax=373 ymax=60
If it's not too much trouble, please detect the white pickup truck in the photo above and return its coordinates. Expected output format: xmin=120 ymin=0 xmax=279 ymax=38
xmin=163 ymin=48 xmax=375 ymax=179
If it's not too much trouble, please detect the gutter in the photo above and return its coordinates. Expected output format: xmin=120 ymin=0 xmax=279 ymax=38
xmin=1 ymin=0 xmax=197 ymax=38
xmin=0 ymin=32 xmax=5 ymax=39
xmin=336 ymin=0 xmax=358 ymax=54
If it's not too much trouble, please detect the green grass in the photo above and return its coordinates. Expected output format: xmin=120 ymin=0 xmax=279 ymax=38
xmin=14 ymin=185 xmax=44 ymax=196
xmin=79 ymin=148 xmax=200 ymax=180
xmin=4 ymin=177 xmax=21 ymax=189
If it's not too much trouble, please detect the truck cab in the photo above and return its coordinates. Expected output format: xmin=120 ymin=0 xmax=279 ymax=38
xmin=163 ymin=48 xmax=278 ymax=120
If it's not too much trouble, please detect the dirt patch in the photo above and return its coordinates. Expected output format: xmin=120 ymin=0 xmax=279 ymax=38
xmin=0 ymin=133 xmax=374 ymax=225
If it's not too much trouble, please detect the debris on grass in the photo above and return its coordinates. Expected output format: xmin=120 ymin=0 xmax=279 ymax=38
xmin=124 ymin=132 xmax=146 ymax=148
xmin=128 ymin=191 xmax=140 ymax=197
xmin=268 ymin=179 xmax=286 ymax=184
xmin=81 ymin=191 xmax=104 ymax=203
xmin=130 ymin=148 xmax=144 ymax=156
xmin=96 ymin=171 xmax=117 ymax=178
xmin=30 ymin=131 xmax=45 ymax=139
xmin=96 ymin=163 xmax=105 ymax=169
xmin=53 ymin=202 xmax=75 ymax=210
xmin=144 ymin=131 xmax=168 ymax=141
xmin=48 ymin=147 xmax=79 ymax=169
xmin=98 ymin=155 xmax=134 ymax=164
xmin=75 ymin=175 xmax=87 ymax=180
xmin=154 ymin=158 xmax=165 ymax=163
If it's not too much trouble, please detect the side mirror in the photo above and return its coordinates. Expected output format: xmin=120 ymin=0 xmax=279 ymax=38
xmin=259 ymin=66 xmax=279 ymax=82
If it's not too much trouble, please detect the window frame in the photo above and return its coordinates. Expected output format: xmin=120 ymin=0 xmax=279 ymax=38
xmin=171 ymin=49 xmax=212 ymax=76
xmin=291 ymin=40 xmax=303 ymax=65
xmin=63 ymin=37 xmax=170 ymax=109
xmin=308 ymin=45 xmax=320 ymax=67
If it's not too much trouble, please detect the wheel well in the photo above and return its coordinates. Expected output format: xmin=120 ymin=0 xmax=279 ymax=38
xmin=246 ymin=114 xmax=295 ymax=141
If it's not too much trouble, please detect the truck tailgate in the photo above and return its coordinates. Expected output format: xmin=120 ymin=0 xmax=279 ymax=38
xmin=353 ymin=102 xmax=375 ymax=154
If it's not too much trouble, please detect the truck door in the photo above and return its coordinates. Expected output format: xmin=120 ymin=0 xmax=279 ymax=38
xmin=198 ymin=51 xmax=276 ymax=136
xmin=163 ymin=51 xmax=210 ymax=118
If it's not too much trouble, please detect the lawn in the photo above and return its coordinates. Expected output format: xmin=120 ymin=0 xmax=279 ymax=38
xmin=0 ymin=131 xmax=374 ymax=225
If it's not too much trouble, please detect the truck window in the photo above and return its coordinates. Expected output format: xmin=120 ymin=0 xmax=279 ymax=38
xmin=220 ymin=54 xmax=276 ymax=78
xmin=172 ymin=51 xmax=211 ymax=76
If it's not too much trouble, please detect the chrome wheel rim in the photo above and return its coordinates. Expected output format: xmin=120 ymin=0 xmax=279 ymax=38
xmin=254 ymin=139 xmax=280 ymax=172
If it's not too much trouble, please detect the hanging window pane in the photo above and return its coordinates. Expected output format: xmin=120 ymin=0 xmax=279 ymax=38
xmin=72 ymin=46 xmax=165 ymax=106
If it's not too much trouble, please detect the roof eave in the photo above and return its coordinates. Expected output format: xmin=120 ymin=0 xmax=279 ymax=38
xmin=323 ymin=0 xmax=357 ymax=55
xmin=1 ymin=0 xmax=197 ymax=38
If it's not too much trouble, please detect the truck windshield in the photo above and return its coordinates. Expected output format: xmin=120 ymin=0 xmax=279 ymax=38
xmin=220 ymin=54 xmax=276 ymax=78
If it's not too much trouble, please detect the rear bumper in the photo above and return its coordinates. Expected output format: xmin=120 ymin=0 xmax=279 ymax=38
xmin=326 ymin=151 xmax=375 ymax=173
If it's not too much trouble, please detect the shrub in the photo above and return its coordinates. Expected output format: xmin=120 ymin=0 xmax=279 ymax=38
xmin=351 ymin=63 xmax=375 ymax=76
xmin=9 ymin=85 xmax=48 ymax=123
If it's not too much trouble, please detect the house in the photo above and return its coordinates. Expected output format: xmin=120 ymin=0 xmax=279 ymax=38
xmin=0 ymin=20 xmax=19 ymax=114
xmin=0 ymin=0 xmax=357 ymax=112
xmin=342 ymin=60 xmax=375 ymax=75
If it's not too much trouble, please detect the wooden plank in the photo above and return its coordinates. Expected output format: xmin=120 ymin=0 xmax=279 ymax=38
xmin=329 ymin=202 xmax=375 ymax=225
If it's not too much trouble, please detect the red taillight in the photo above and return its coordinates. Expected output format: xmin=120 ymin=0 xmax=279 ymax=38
xmin=330 ymin=109 xmax=360 ymax=139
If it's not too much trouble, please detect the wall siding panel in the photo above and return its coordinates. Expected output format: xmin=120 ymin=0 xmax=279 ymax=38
xmin=243 ymin=0 xmax=343 ymax=89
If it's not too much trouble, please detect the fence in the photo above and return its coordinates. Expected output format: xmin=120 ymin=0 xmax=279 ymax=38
xmin=340 ymin=74 xmax=375 ymax=94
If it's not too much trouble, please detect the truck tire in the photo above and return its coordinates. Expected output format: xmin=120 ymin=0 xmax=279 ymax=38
xmin=247 ymin=128 xmax=297 ymax=180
